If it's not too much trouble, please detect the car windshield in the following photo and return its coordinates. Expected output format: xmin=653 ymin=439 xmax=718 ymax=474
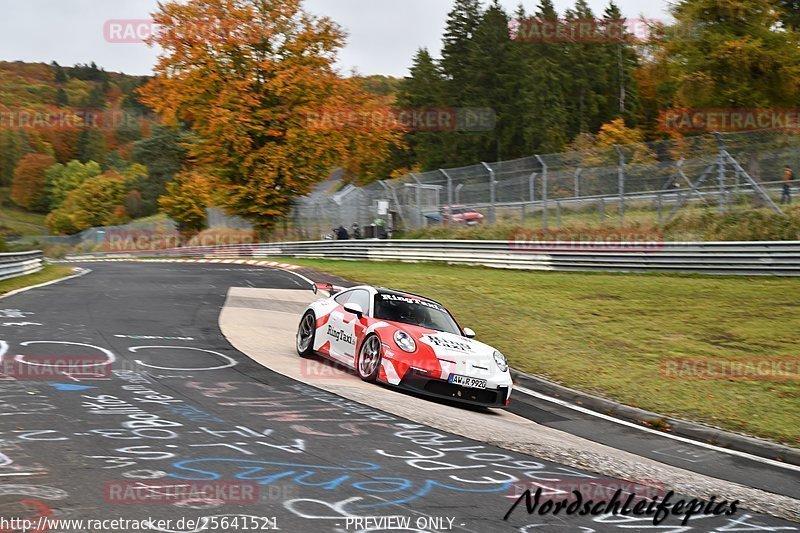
xmin=374 ymin=293 xmax=461 ymax=335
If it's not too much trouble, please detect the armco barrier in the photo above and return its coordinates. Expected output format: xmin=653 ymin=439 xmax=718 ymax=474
xmin=65 ymin=240 xmax=800 ymax=276
xmin=0 ymin=250 xmax=44 ymax=281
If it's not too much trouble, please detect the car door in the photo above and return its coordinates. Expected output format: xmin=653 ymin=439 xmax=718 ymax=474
xmin=327 ymin=289 xmax=370 ymax=365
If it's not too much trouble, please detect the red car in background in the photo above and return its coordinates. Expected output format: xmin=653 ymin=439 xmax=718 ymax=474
xmin=441 ymin=205 xmax=484 ymax=226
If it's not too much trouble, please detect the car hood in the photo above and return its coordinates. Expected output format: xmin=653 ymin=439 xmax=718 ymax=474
xmin=386 ymin=323 xmax=510 ymax=382
xmin=393 ymin=324 xmax=496 ymax=360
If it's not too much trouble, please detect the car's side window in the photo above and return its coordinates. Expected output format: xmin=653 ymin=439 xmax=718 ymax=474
xmin=346 ymin=289 xmax=371 ymax=315
xmin=334 ymin=291 xmax=352 ymax=306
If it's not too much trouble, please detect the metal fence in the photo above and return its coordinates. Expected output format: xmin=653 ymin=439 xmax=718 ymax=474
xmin=65 ymin=240 xmax=800 ymax=276
xmin=293 ymin=129 xmax=800 ymax=237
xmin=0 ymin=250 xmax=44 ymax=281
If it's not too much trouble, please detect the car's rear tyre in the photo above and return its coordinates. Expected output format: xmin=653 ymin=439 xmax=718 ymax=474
xmin=296 ymin=311 xmax=316 ymax=357
xmin=357 ymin=334 xmax=382 ymax=382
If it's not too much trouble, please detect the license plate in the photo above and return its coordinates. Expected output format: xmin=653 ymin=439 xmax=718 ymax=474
xmin=448 ymin=374 xmax=487 ymax=389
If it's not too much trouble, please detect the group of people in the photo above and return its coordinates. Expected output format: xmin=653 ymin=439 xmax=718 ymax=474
xmin=325 ymin=218 xmax=388 ymax=240
xmin=332 ymin=224 xmax=361 ymax=240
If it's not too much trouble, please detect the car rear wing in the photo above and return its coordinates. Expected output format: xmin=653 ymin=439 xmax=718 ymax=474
xmin=312 ymin=282 xmax=342 ymax=296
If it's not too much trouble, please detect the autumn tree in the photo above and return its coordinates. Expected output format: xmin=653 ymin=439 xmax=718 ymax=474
xmin=10 ymin=153 xmax=56 ymax=212
xmin=46 ymin=171 xmax=130 ymax=234
xmin=651 ymin=0 xmax=800 ymax=109
xmin=158 ymin=171 xmax=213 ymax=233
xmin=139 ymin=0 xmax=402 ymax=233
xmin=0 ymin=130 xmax=26 ymax=186
xmin=44 ymin=159 xmax=102 ymax=209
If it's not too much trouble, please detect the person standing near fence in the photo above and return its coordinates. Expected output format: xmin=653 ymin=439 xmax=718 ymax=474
xmin=781 ymin=166 xmax=794 ymax=204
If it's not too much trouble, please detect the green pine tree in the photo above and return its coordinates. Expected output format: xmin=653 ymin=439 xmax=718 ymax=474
xmin=441 ymin=0 xmax=483 ymax=98
xmin=395 ymin=48 xmax=450 ymax=170
xmin=563 ymin=0 xmax=609 ymax=136
xmin=77 ymin=129 xmax=106 ymax=164
xmin=56 ymin=87 xmax=69 ymax=107
xmin=596 ymin=1 xmax=640 ymax=127
xmin=466 ymin=1 xmax=512 ymax=162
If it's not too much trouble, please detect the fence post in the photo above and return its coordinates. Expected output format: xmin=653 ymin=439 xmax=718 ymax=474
xmin=713 ymin=131 xmax=727 ymax=214
xmin=556 ymin=200 xmax=561 ymax=228
xmin=528 ymin=171 xmax=537 ymax=204
xmin=599 ymin=197 xmax=605 ymax=225
xmin=535 ymin=155 xmax=547 ymax=229
xmin=573 ymin=167 xmax=582 ymax=199
xmin=614 ymin=145 xmax=625 ymax=225
xmin=657 ymin=194 xmax=663 ymax=226
xmin=440 ymin=169 xmax=453 ymax=209
xmin=314 ymin=200 xmax=321 ymax=239
xmin=409 ymin=173 xmax=424 ymax=228
xmin=481 ymin=162 xmax=496 ymax=225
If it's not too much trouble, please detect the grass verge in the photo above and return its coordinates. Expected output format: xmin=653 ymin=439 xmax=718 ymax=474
xmin=286 ymin=258 xmax=800 ymax=446
xmin=0 ymin=264 xmax=76 ymax=297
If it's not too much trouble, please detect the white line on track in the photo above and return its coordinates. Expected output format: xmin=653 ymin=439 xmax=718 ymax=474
xmin=514 ymin=385 xmax=800 ymax=473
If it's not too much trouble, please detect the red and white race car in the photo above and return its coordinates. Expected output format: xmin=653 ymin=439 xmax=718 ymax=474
xmin=296 ymin=284 xmax=513 ymax=407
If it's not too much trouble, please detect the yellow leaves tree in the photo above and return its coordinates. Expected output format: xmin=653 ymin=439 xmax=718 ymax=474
xmin=567 ymin=118 xmax=656 ymax=167
xmin=139 ymin=0 xmax=403 ymax=233
xmin=158 ymin=171 xmax=214 ymax=233
xmin=45 ymin=171 xmax=131 ymax=234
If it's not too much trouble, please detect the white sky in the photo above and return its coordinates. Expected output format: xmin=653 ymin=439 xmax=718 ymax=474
xmin=0 ymin=0 xmax=669 ymax=77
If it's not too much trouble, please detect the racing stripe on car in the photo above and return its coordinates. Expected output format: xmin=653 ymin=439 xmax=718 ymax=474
xmin=380 ymin=359 xmax=402 ymax=385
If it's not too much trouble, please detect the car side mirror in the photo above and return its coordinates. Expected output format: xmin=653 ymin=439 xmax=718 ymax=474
xmin=343 ymin=303 xmax=364 ymax=318
xmin=463 ymin=327 xmax=476 ymax=339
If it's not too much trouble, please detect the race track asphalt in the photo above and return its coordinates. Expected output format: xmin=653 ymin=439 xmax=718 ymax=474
xmin=0 ymin=262 xmax=796 ymax=533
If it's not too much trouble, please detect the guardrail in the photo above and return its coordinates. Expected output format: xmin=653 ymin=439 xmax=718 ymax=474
xmin=0 ymin=250 xmax=45 ymax=282
xmin=66 ymin=240 xmax=800 ymax=276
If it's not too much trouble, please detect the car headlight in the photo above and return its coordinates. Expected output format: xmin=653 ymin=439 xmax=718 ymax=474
xmin=493 ymin=351 xmax=508 ymax=372
xmin=394 ymin=330 xmax=417 ymax=353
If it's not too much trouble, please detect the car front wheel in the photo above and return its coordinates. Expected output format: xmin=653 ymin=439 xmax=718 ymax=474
xmin=296 ymin=311 xmax=316 ymax=357
xmin=357 ymin=334 xmax=382 ymax=382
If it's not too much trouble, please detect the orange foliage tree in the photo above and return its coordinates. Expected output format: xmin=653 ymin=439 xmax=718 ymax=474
xmin=10 ymin=153 xmax=56 ymax=212
xmin=139 ymin=0 xmax=403 ymax=233
xmin=158 ymin=171 xmax=214 ymax=233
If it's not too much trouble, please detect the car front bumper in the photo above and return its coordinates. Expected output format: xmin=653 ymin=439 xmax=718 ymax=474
xmin=397 ymin=369 xmax=511 ymax=408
